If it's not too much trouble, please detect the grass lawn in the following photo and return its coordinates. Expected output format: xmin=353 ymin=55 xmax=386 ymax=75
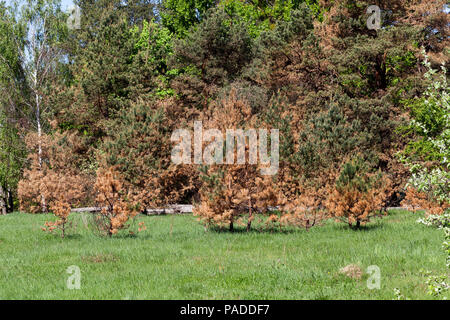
xmin=0 ymin=210 xmax=447 ymax=300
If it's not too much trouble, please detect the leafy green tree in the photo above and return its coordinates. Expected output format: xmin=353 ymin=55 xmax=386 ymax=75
xmin=404 ymin=52 xmax=449 ymax=165
xmin=0 ymin=0 xmax=67 ymax=212
xmin=0 ymin=2 xmax=25 ymax=213
xmin=0 ymin=111 xmax=26 ymax=213
xmin=129 ymin=19 xmax=175 ymax=98
xmin=220 ymin=0 xmax=317 ymax=38
xmin=161 ymin=0 xmax=217 ymax=37
xmin=403 ymin=51 xmax=449 ymax=206
xmin=161 ymin=0 xmax=320 ymax=37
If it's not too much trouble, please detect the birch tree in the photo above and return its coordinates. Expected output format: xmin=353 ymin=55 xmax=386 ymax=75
xmin=0 ymin=0 xmax=67 ymax=212
xmin=0 ymin=2 xmax=27 ymax=214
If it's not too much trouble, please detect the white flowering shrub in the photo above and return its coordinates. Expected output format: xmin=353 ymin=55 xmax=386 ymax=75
xmin=422 ymin=270 xmax=449 ymax=297
xmin=404 ymin=50 xmax=449 ymax=299
xmin=408 ymin=50 xmax=449 ymax=169
xmin=417 ymin=212 xmax=450 ymax=229
xmin=401 ymin=50 xmax=449 ymax=215
xmin=408 ymin=167 xmax=450 ymax=204
xmin=393 ymin=288 xmax=409 ymax=300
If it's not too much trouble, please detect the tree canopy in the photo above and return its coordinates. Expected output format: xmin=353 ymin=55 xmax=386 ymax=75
xmin=0 ymin=0 xmax=448 ymax=220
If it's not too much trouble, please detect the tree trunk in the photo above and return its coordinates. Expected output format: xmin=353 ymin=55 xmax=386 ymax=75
xmin=0 ymin=185 xmax=7 ymax=215
xmin=229 ymin=221 xmax=234 ymax=232
xmin=247 ymin=198 xmax=252 ymax=232
xmin=35 ymin=72 xmax=46 ymax=213
xmin=7 ymin=189 xmax=13 ymax=213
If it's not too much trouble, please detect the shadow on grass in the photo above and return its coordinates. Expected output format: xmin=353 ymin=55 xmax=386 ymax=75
xmin=330 ymin=221 xmax=385 ymax=232
xmin=206 ymin=216 xmax=388 ymax=234
xmin=41 ymin=232 xmax=83 ymax=240
xmin=113 ymin=232 xmax=138 ymax=239
xmin=207 ymin=225 xmax=302 ymax=235
xmin=64 ymin=234 xmax=83 ymax=240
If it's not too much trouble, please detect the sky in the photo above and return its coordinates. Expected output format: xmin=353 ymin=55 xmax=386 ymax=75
xmin=4 ymin=1 xmax=449 ymax=22
xmin=4 ymin=0 xmax=74 ymax=11
xmin=60 ymin=0 xmax=74 ymax=10
xmin=5 ymin=0 xmax=450 ymax=12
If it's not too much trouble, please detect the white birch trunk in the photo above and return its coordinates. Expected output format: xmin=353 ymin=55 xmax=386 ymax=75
xmin=34 ymin=66 xmax=46 ymax=213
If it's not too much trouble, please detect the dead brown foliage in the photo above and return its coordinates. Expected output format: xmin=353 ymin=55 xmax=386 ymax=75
xmin=18 ymin=131 xmax=89 ymax=213
xmin=93 ymin=167 xmax=140 ymax=236
xmin=326 ymin=171 xmax=393 ymax=229
xmin=401 ymin=187 xmax=450 ymax=216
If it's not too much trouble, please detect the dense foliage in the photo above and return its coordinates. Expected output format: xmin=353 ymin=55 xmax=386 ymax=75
xmin=0 ymin=0 xmax=448 ymax=233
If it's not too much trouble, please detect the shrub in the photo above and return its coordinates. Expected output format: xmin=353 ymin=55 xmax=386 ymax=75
xmin=42 ymin=200 xmax=72 ymax=238
xmin=402 ymin=51 xmax=449 ymax=299
xmin=278 ymin=186 xmax=329 ymax=231
xmin=18 ymin=131 xmax=89 ymax=213
xmin=325 ymin=158 xmax=392 ymax=229
xmin=193 ymin=91 xmax=280 ymax=231
xmin=193 ymin=89 xmax=328 ymax=232
xmin=401 ymin=51 xmax=449 ymax=216
xmin=194 ymin=166 xmax=279 ymax=231
xmin=103 ymin=99 xmax=198 ymax=208
xmin=403 ymin=185 xmax=449 ymax=216
xmin=93 ymin=167 xmax=140 ymax=236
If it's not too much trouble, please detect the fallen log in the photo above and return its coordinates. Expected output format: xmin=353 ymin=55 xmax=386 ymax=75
xmin=70 ymin=205 xmax=413 ymax=215
xmin=71 ymin=205 xmax=193 ymax=215
xmin=145 ymin=204 xmax=193 ymax=215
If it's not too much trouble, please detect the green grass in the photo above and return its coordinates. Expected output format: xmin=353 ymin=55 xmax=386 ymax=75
xmin=0 ymin=210 xmax=447 ymax=300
